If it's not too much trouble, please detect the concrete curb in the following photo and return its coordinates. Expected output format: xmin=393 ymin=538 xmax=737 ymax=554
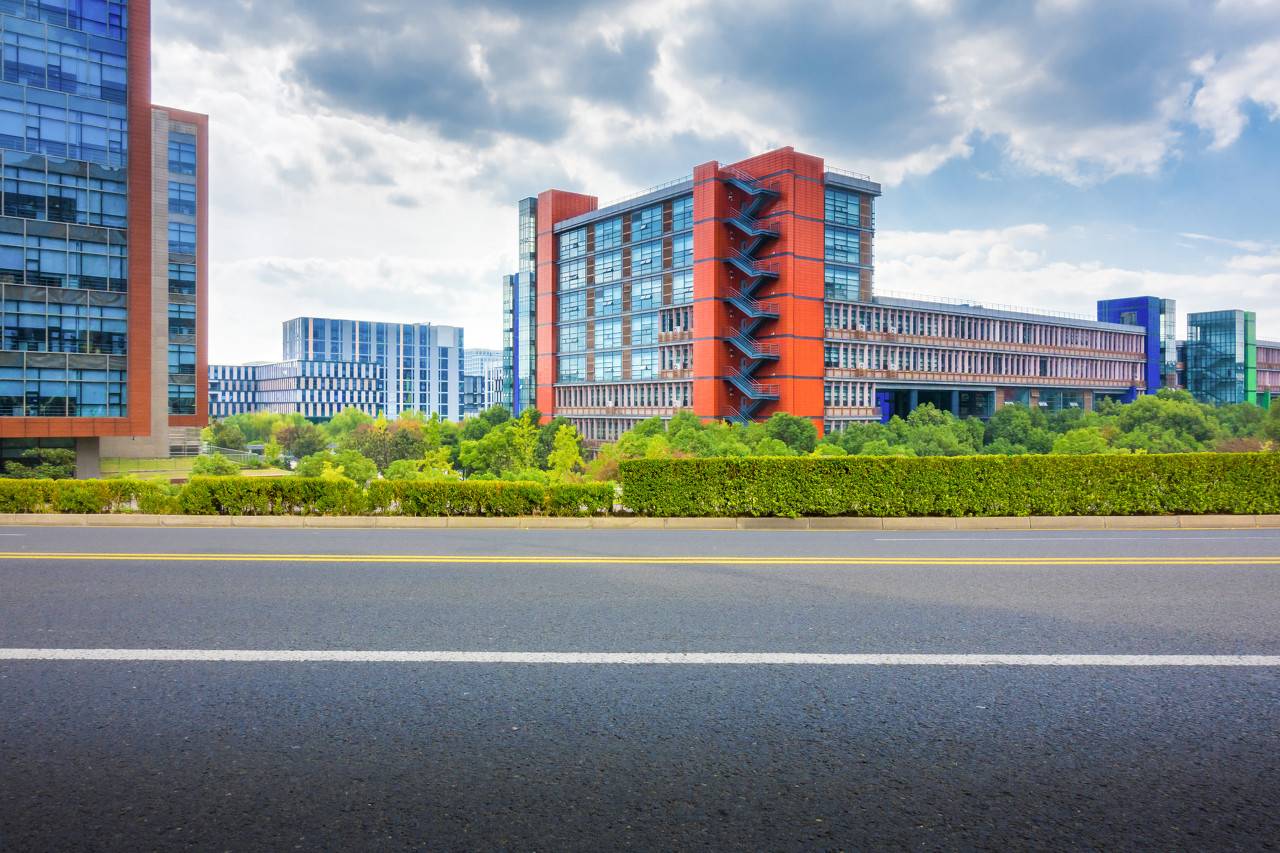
xmin=0 ymin=514 xmax=1278 ymax=531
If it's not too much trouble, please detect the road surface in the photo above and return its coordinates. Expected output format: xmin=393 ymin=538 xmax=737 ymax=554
xmin=2 ymin=526 xmax=1278 ymax=849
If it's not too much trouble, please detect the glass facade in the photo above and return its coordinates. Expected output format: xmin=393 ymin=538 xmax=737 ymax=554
xmin=502 ymin=196 xmax=537 ymax=414
xmin=1186 ymin=310 xmax=1257 ymax=406
xmin=823 ymin=183 xmax=873 ymax=302
xmin=282 ymin=316 xmax=465 ymax=420
xmin=0 ymin=0 xmax=130 ymax=419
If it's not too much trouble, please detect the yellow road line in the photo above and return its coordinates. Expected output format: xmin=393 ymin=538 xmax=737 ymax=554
xmin=2 ymin=553 xmax=1280 ymax=567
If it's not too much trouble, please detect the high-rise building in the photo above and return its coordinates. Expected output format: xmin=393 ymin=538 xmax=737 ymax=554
xmin=503 ymin=146 xmax=1160 ymax=439
xmin=282 ymin=317 xmax=464 ymax=421
xmin=0 ymin=2 xmax=209 ymax=473
xmin=501 ymin=196 xmax=537 ymax=415
xmin=462 ymin=347 xmax=501 ymax=418
xmin=1098 ymin=297 xmax=1179 ymax=393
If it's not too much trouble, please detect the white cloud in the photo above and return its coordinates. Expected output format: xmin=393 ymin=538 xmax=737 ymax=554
xmin=1191 ymin=40 xmax=1280 ymax=149
xmin=878 ymin=224 xmax=1280 ymax=337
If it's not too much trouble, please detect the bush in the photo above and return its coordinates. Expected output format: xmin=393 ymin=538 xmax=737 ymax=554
xmin=192 ymin=454 xmax=241 ymax=476
xmin=179 ymin=477 xmax=367 ymax=516
xmin=619 ymin=454 xmax=1280 ymax=518
xmin=546 ymin=483 xmax=616 ymax=517
xmin=368 ymin=480 xmax=547 ymax=517
xmin=0 ymin=479 xmax=172 ymax=514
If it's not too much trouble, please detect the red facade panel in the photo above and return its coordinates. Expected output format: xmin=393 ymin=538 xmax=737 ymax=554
xmin=535 ymin=189 xmax=597 ymax=418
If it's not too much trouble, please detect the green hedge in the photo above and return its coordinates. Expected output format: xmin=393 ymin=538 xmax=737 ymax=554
xmin=619 ymin=454 xmax=1280 ymax=518
xmin=546 ymin=483 xmax=617 ymax=517
xmin=0 ymin=479 xmax=174 ymax=515
xmin=179 ymin=477 xmax=368 ymax=516
xmin=368 ymin=480 xmax=545 ymax=517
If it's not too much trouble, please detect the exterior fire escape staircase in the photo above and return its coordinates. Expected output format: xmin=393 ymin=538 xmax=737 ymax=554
xmin=721 ymin=166 xmax=782 ymax=425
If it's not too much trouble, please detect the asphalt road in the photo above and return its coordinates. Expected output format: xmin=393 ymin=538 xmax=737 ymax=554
xmin=2 ymin=527 xmax=1279 ymax=850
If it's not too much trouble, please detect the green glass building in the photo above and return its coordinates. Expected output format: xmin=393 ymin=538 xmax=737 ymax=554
xmin=1185 ymin=310 xmax=1258 ymax=406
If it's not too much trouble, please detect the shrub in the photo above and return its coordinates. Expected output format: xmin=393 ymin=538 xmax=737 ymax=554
xmin=546 ymin=483 xmax=616 ymax=517
xmin=368 ymin=480 xmax=547 ymax=517
xmin=179 ymin=477 xmax=367 ymax=516
xmin=619 ymin=454 xmax=1280 ymax=518
xmin=0 ymin=479 xmax=172 ymax=514
xmin=192 ymin=454 xmax=241 ymax=476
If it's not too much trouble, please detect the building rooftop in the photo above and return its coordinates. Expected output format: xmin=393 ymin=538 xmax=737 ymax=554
xmin=866 ymin=292 xmax=1144 ymax=334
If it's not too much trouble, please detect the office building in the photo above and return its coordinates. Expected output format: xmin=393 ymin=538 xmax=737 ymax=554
xmin=502 ymin=146 xmax=1160 ymax=440
xmin=1185 ymin=310 xmax=1280 ymax=407
xmin=211 ymin=317 xmax=466 ymax=422
xmin=462 ymin=347 xmax=501 ymax=418
xmin=282 ymin=317 xmax=464 ymax=421
xmin=502 ymin=197 xmax=537 ymax=415
xmin=0 ymin=2 xmax=210 ymax=473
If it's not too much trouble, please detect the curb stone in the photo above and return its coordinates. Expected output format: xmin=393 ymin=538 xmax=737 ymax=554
xmin=0 ymin=514 xmax=1277 ymax=531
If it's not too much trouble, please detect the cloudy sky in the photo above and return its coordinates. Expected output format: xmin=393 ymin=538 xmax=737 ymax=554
xmin=151 ymin=0 xmax=1280 ymax=362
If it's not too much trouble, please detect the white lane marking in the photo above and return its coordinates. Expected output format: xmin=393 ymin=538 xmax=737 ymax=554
xmin=870 ymin=532 xmax=1269 ymax=537
xmin=1 ymin=649 xmax=1278 ymax=666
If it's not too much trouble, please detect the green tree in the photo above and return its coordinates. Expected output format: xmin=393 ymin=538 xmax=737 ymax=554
xmin=207 ymin=421 xmax=247 ymax=451
xmin=1216 ymin=403 xmax=1266 ymax=439
xmin=762 ymin=412 xmax=818 ymax=454
xmin=296 ymin=449 xmax=377 ymax=487
xmin=325 ymin=407 xmax=374 ymax=441
xmin=192 ymin=453 xmax=240 ymax=476
xmin=858 ymin=439 xmax=916 ymax=457
xmin=384 ymin=448 xmax=460 ymax=481
xmin=480 ymin=405 xmax=512 ymax=427
xmin=509 ymin=413 xmax=540 ymax=471
xmin=537 ymin=416 xmax=579 ymax=468
xmin=277 ymin=422 xmax=327 ymax=459
xmin=984 ymin=405 xmax=1053 ymax=453
xmin=1264 ymin=405 xmax=1280 ymax=444
xmin=1113 ymin=391 xmax=1219 ymax=452
xmin=811 ymin=441 xmax=848 ymax=457
xmin=263 ymin=440 xmax=284 ymax=467
xmin=1052 ymin=427 xmax=1116 ymax=455
xmin=753 ymin=437 xmax=795 ymax=456
xmin=548 ymin=424 xmax=586 ymax=479
xmin=3 ymin=448 xmax=76 ymax=479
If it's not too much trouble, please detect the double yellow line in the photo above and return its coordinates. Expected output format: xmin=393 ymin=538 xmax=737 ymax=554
xmin=2 ymin=552 xmax=1280 ymax=567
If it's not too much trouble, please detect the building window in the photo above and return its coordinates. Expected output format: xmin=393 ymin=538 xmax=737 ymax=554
xmin=672 ymin=269 xmax=693 ymax=304
xmin=596 ymin=285 xmax=622 ymax=317
xmin=559 ymin=323 xmax=585 ymax=353
xmin=168 ymin=134 xmax=197 ymax=175
xmin=632 ymin=205 xmax=662 ymax=241
xmin=825 ymin=265 xmax=860 ymax=301
xmin=168 ymin=262 xmax=197 ymax=295
xmin=594 ymin=217 xmax=621 ymax=251
xmin=595 ymin=250 xmax=622 ymax=283
xmin=168 ymin=303 xmax=196 ymax=337
xmin=633 ymin=275 xmax=661 ymax=310
xmin=558 ymin=258 xmax=585 ymax=289
xmin=559 ymin=227 xmax=586 ymax=259
xmin=558 ymin=355 xmax=585 ymax=382
xmin=168 ymin=222 xmax=197 ymax=255
xmin=632 ymin=348 xmax=658 ymax=379
xmin=825 ymin=186 xmax=861 ymax=227
xmin=595 ymin=318 xmax=622 ymax=350
xmin=825 ymin=227 xmax=859 ymax=265
xmin=595 ymin=352 xmax=621 ymax=381
xmin=672 ymin=195 xmax=693 ymax=231
xmin=168 ymin=384 xmax=197 ymax=415
xmin=672 ymin=233 xmax=692 ymax=268
xmin=632 ymin=239 xmax=662 ymax=274
xmin=632 ymin=312 xmax=658 ymax=345
xmin=558 ymin=289 xmax=585 ymax=321
xmin=168 ymin=181 xmax=196 ymax=216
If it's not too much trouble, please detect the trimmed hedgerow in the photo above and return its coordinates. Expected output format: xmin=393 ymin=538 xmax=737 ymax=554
xmin=618 ymin=453 xmax=1280 ymax=518
xmin=0 ymin=479 xmax=173 ymax=514
xmin=178 ymin=477 xmax=368 ymax=516
xmin=367 ymin=480 xmax=547 ymax=517
xmin=546 ymin=483 xmax=617 ymax=517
